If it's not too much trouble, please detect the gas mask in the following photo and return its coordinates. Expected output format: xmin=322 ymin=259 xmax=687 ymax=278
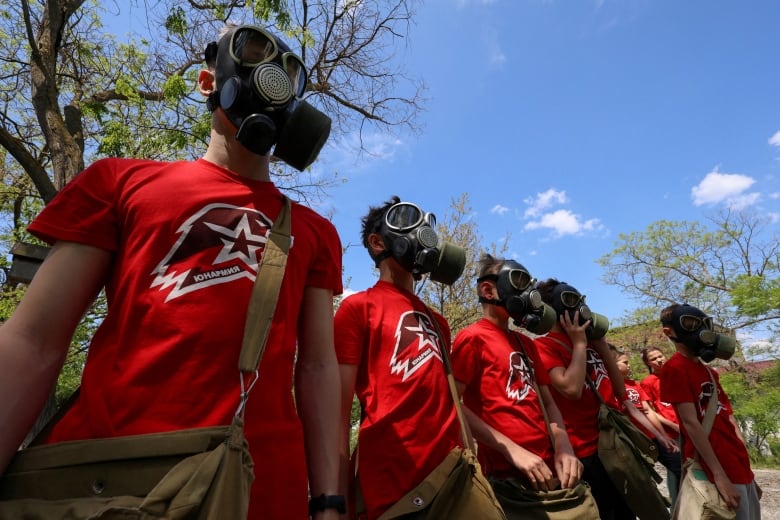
xmin=205 ymin=25 xmax=331 ymax=171
xmin=666 ymin=305 xmax=736 ymax=362
xmin=549 ymin=283 xmax=609 ymax=340
xmin=375 ymin=202 xmax=466 ymax=285
xmin=478 ymin=261 xmax=556 ymax=334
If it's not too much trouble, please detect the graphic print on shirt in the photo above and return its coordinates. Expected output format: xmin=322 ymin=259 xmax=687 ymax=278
xmin=506 ymin=351 xmax=534 ymax=402
xmin=151 ymin=204 xmax=285 ymax=302
xmin=585 ymin=348 xmax=609 ymax=391
xmin=390 ymin=310 xmax=443 ymax=382
xmin=697 ymin=381 xmax=726 ymax=418
xmin=626 ymin=387 xmax=642 ymax=407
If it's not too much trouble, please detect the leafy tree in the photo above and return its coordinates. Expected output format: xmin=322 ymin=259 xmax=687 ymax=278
xmin=0 ymin=0 xmax=424 ymax=236
xmin=719 ymin=360 xmax=780 ymax=458
xmin=598 ymin=209 xmax=780 ymax=338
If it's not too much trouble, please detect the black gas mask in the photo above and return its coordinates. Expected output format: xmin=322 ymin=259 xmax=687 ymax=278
xmin=205 ymin=25 xmax=331 ymax=171
xmin=549 ymin=283 xmax=609 ymax=340
xmin=374 ymin=202 xmax=466 ymax=285
xmin=665 ymin=304 xmax=736 ymax=362
xmin=478 ymin=261 xmax=556 ymax=334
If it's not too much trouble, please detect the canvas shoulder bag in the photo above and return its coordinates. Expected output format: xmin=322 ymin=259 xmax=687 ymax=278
xmin=370 ymin=307 xmax=506 ymax=520
xmin=487 ymin=334 xmax=600 ymax=520
xmin=0 ymin=197 xmax=292 ymax=520
xmin=671 ymin=368 xmax=736 ymax=520
xmin=549 ymin=337 xmax=670 ymax=520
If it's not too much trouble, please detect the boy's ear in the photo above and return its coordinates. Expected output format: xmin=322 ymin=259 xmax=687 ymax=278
xmin=367 ymin=233 xmax=386 ymax=256
xmin=479 ymin=280 xmax=497 ymax=300
xmin=198 ymin=69 xmax=215 ymax=96
xmin=661 ymin=326 xmax=674 ymax=339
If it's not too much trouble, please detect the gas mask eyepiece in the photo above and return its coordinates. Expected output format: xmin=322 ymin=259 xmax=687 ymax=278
xmin=377 ymin=202 xmax=465 ymax=285
xmin=206 ymin=25 xmax=331 ymax=170
xmin=667 ymin=305 xmax=735 ymax=362
xmin=479 ymin=261 xmax=555 ymax=334
xmin=550 ymin=283 xmax=609 ymax=339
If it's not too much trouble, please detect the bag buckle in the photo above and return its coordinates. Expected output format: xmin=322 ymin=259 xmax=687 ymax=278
xmin=235 ymin=370 xmax=259 ymax=417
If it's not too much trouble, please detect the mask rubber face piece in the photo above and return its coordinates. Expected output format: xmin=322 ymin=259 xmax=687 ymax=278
xmin=210 ymin=25 xmax=331 ymax=169
xmin=378 ymin=202 xmax=465 ymax=285
xmin=549 ymin=283 xmax=609 ymax=339
xmin=669 ymin=304 xmax=735 ymax=362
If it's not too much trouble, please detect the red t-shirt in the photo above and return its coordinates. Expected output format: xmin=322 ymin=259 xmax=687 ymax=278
xmin=640 ymin=373 xmax=679 ymax=436
xmin=451 ymin=319 xmax=554 ymax=477
xmin=624 ymin=378 xmax=655 ymax=439
xmin=535 ymin=331 xmax=620 ymax=458
xmin=334 ymin=281 xmax=461 ymax=520
xmin=660 ymin=353 xmax=754 ymax=484
xmin=28 ymin=157 xmax=343 ymax=520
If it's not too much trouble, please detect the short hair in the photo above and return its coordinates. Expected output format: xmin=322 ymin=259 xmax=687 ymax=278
xmin=640 ymin=346 xmax=664 ymax=372
xmin=360 ymin=195 xmax=400 ymax=251
xmin=659 ymin=303 xmax=681 ymax=326
xmin=476 ymin=253 xmax=505 ymax=297
xmin=536 ymin=278 xmax=563 ymax=305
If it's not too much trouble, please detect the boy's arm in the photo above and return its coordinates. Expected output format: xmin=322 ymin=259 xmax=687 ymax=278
xmin=338 ymin=363 xmax=358 ymax=517
xmin=538 ymin=384 xmax=583 ymax=488
xmin=546 ymin=312 xmax=590 ymax=399
xmin=676 ymin=402 xmax=741 ymax=510
xmin=455 ymin=381 xmax=557 ymax=491
xmin=295 ymin=287 xmax=341 ymax=520
xmin=0 ymin=241 xmax=110 ymax=473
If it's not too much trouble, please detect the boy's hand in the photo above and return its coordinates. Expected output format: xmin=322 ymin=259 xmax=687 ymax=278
xmin=559 ymin=310 xmax=589 ymax=348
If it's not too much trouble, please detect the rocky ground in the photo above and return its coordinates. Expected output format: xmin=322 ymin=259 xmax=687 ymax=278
xmin=654 ymin=463 xmax=779 ymax=519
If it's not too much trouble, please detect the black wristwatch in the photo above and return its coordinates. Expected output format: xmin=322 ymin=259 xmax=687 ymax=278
xmin=308 ymin=494 xmax=346 ymax=515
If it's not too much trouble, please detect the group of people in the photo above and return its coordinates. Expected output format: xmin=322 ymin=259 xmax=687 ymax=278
xmin=0 ymin=24 xmax=763 ymax=520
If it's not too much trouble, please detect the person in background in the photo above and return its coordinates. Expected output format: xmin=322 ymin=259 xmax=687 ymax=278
xmin=335 ymin=196 xmax=469 ymax=519
xmin=615 ymin=349 xmax=681 ymax=506
xmin=0 ymin=25 xmax=343 ymax=519
xmin=640 ymin=346 xmax=682 ymax=503
xmin=659 ymin=303 xmax=762 ymax=520
xmin=450 ymin=255 xmax=597 ymax=519
xmin=535 ymin=279 xmax=676 ymax=520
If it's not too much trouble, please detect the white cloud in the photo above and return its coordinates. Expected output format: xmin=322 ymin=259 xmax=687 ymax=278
xmin=524 ymin=209 xmax=602 ymax=237
xmin=523 ymin=188 xmax=568 ymax=218
xmin=769 ymin=131 xmax=780 ymax=147
xmin=691 ymin=169 xmax=757 ymax=207
xmin=323 ymin=131 xmax=406 ymax=172
xmin=491 ymin=204 xmax=510 ymax=215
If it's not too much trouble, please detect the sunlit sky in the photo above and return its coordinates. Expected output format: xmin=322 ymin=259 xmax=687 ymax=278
xmin=310 ymin=0 xmax=780 ymax=347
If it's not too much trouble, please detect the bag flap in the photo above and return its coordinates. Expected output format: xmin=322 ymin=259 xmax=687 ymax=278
xmin=5 ymin=426 xmax=231 ymax=473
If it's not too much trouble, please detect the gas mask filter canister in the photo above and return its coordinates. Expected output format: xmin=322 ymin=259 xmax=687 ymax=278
xmin=206 ymin=26 xmax=331 ymax=170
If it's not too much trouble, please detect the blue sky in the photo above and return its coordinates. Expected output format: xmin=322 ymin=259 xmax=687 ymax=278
xmin=314 ymin=0 xmax=780 ymax=336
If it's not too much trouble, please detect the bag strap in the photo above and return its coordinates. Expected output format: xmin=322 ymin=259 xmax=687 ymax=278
xmin=701 ymin=367 xmax=718 ymax=436
xmin=422 ymin=306 xmax=477 ymax=452
xmin=239 ymin=196 xmax=292 ymax=372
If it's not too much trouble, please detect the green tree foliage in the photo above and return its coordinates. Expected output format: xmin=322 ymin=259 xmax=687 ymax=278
xmin=719 ymin=360 xmax=780 ymax=459
xmin=599 ymin=209 xmax=780 ymax=339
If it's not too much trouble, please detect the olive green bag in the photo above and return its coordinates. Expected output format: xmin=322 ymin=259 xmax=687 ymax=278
xmin=0 ymin=198 xmax=292 ymax=520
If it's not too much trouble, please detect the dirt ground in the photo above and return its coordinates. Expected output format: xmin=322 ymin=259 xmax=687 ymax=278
xmin=654 ymin=463 xmax=779 ymax=519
